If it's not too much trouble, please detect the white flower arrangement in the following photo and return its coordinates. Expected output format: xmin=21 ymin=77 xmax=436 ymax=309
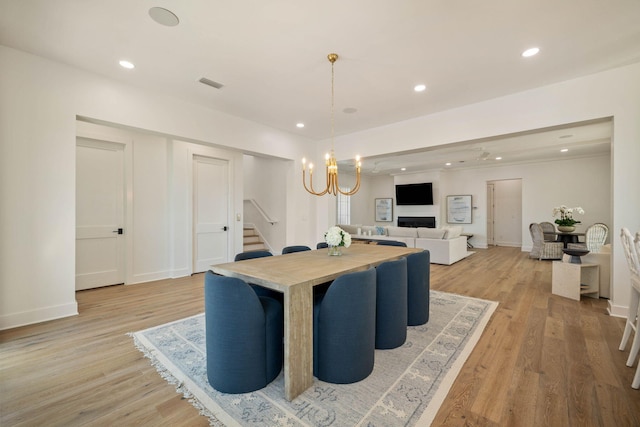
xmin=552 ymin=205 xmax=585 ymax=226
xmin=324 ymin=226 xmax=352 ymax=247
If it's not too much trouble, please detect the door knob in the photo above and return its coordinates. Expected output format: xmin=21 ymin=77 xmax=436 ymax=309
xmin=112 ymin=228 xmax=124 ymax=234
xmin=222 ymin=226 xmax=228 ymax=231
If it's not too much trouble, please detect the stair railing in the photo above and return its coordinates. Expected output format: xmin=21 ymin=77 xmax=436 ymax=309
xmin=244 ymin=199 xmax=278 ymax=225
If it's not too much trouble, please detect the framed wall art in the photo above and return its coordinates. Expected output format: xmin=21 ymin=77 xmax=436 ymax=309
xmin=375 ymin=198 xmax=393 ymax=222
xmin=446 ymin=195 xmax=472 ymax=224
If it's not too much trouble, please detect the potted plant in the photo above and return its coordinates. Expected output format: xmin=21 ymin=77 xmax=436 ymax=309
xmin=552 ymin=205 xmax=585 ymax=232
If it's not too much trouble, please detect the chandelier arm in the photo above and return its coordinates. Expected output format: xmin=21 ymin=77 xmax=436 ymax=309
xmin=326 ymin=164 xmax=332 ymax=192
xmin=312 ymin=170 xmax=331 ymax=196
xmin=336 ymin=171 xmax=361 ymax=196
xmin=303 ymin=169 xmax=330 ymax=196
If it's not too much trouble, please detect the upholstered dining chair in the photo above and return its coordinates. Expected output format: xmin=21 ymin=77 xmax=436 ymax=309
xmin=619 ymin=228 xmax=640 ymax=389
xmin=234 ymin=250 xmax=281 ymax=301
xmin=540 ymin=221 xmax=557 ymax=242
xmin=529 ymin=223 xmax=564 ymax=260
xmin=282 ymin=245 xmax=311 ymax=254
xmin=313 ymin=268 xmax=376 ymax=383
xmin=406 ymin=250 xmax=430 ymax=326
xmin=376 ymin=240 xmax=407 ymax=247
xmin=234 ymin=250 xmax=272 ymax=261
xmin=316 ymin=242 xmax=329 ymax=249
xmin=204 ymin=271 xmax=283 ymax=393
xmin=375 ymin=257 xmax=408 ymax=349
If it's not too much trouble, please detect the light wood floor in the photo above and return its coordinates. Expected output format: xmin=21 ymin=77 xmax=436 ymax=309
xmin=1 ymin=246 xmax=638 ymax=426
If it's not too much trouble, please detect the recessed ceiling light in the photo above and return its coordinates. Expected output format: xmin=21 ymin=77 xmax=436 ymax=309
xmin=400 ymin=167 xmax=406 ymax=171
xmin=445 ymin=162 xmax=452 ymax=166
xmin=561 ymin=148 xmax=569 ymax=152
xmin=296 ymin=123 xmax=305 ymax=128
xmin=414 ymin=84 xmax=426 ymax=92
xmin=495 ymin=157 xmax=502 ymax=160
xmin=149 ymin=7 xmax=179 ymax=27
xmin=522 ymin=47 xmax=540 ymax=57
xmin=119 ymin=60 xmax=135 ymax=69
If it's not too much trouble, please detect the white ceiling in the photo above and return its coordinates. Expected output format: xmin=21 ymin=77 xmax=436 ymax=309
xmin=1 ymin=0 xmax=637 ymax=173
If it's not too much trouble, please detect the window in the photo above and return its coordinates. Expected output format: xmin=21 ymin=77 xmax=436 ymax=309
xmin=336 ymin=187 xmax=351 ymax=225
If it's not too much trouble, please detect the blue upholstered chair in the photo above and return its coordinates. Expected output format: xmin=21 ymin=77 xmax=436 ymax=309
xmin=282 ymin=245 xmax=311 ymax=254
xmin=376 ymin=240 xmax=407 ymax=247
xmin=204 ymin=271 xmax=283 ymax=394
xmin=234 ymin=250 xmax=272 ymax=261
xmin=313 ymin=268 xmax=376 ymax=383
xmin=316 ymin=242 xmax=329 ymax=249
xmin=375 ymin=257 xmax=408 ymax=349
xmin=407 ymin=250 xmax=430 ymax=326
xmin=234 ymin=250 xmax=282 ymax=301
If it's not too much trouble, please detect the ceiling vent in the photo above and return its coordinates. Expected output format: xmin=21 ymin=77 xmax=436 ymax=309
xmin=198 ymin=77 xmax=224 ymax=89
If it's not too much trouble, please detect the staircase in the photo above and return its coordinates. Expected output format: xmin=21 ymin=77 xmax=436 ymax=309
xmin=243 ymin=226 xmax=267 ymax=252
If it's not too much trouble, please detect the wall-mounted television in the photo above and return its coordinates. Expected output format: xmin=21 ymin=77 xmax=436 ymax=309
xmin=395 ymin=183 xmax=434 ymax=205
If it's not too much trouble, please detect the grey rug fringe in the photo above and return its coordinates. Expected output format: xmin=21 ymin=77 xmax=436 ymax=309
xmin=129 ymin=333 xmax=224 ymax=426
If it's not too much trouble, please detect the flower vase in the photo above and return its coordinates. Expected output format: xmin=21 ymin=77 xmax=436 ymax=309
xmin=328 ymin=245 xmax=342 ymax=256
xmin=557 ymin=225 xmax=576 ymax=232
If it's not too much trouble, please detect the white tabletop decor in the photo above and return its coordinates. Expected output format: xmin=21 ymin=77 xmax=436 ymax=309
xmin=324 ymin=226 xmax=352 ymax=256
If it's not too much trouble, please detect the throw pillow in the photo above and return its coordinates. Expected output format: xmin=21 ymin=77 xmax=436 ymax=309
xmin=417 ymin=227 xmax=446 ymax=239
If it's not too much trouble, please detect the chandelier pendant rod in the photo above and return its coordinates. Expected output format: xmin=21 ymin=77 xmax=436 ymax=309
xmin=301 ymin=53 xmax=361 ymax=197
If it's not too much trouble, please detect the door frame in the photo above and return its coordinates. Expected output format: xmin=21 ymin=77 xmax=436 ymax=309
xmin=76 ymin=129 xmax=133 ymax=285
xmin=486 ymin=182 xmax=495 ymax=246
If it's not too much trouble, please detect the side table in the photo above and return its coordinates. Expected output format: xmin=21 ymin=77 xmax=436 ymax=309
xmin=461 ymin=233 xmax=474 ymax=248
xmin=551 ymin=261 xmax=599 ymax=301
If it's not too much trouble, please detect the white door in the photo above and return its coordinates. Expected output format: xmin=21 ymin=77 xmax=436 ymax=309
xmin=76 ymin=139 xmax=125 ymax=290
xmin=193 ymin=155 xmax=229 ymax=273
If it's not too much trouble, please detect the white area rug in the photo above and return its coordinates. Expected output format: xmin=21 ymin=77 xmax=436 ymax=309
xmin=131 ymin=290 xmax=497 ymax=426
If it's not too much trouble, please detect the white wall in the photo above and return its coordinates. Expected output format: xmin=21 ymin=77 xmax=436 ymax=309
xmin=437 ymin=155 xmax=611 ymax=249
xmin=74 ymin=121 xmax=246 ymax=283
xmin=394 ymin=172 xmax=442 ymax=226
xmin=0 ymin=45 xmax=311 ymax=329
xmin=334 ymin=62 xmax=639 ymax=317
xmin=1 ymin=42 xmax=639 ymax=328
xmin=132 ymin=133 xmax=170 ymax=282
xmin=348 ymin=155 xmax=610 ymax=251
xmin=243 ymin=155 xmax=289 ymax=252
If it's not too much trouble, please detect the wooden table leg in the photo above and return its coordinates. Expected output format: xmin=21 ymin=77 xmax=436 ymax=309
xmin=283 ymin=284 xmax=314 ymax=401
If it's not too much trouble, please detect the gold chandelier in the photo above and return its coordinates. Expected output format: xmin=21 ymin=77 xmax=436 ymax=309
xmin=302 ymin=53 xmax=361 ymax=196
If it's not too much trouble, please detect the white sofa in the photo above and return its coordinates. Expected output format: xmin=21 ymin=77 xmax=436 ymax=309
xmin=338 ymin=224 xmax=471 ymax=265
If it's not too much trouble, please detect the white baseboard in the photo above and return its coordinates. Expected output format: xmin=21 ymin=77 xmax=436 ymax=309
xmin=495 ymin=242 xmax=521 ymax=247
xmin=129 ymin=270 xmax=171 ymax=285
xmin=170 ymin=268 xmax=191 ymax=278
xmin=0 ymin=302 xmax=78 ymax=331
xmin=607 ymin=300 xmax=629 ymax=318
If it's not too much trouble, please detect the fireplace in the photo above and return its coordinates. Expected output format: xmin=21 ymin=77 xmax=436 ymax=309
xmin=397 ymin=216 xmax=436 ymax=228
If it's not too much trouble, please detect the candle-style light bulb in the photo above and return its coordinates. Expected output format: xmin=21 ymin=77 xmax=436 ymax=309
xmin=302 ymin=157 xmax=306 ymax=170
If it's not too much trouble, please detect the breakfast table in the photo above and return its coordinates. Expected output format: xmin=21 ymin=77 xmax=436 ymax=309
xmin=553 ymin=231 xmax=586 ymax=247
xmin=210 ymin=244 xmax=422 ymax=401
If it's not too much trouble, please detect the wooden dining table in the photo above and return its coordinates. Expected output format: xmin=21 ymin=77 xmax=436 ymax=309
xmin=210 ymin=244 xmax=423 ymax=401
xmin=553 ymin=231 xmax=586 ymax=247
